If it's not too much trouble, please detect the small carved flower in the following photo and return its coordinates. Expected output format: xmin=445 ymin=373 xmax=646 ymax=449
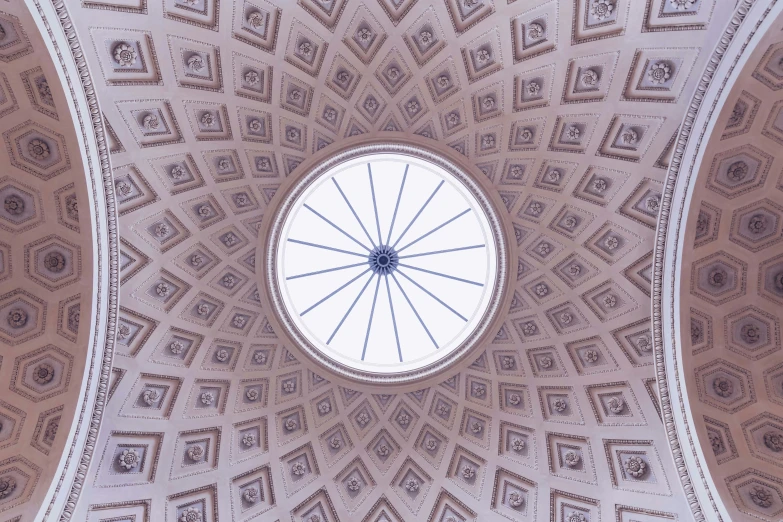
xmin=646 ymin=196 xmax=661 ymax=213
xmin=418 ymin=30 xmax=433 ymax=45
xmin=624 ymin=455 xmax=647 ymax=478
xmin=748 ymin=214 xmax=768 ymax=234
xmin=141 ymin=388 xmax=159 ymax=406
xmin=187 ymin=445 xmax=204 ymax=462
xmin=566 ymin=125 xmax=581 ymax=140
xmin=726 ymin=161 xmax=748 ymax=181
xmin=329 ymin=436 xmax=342 ymax=449
xmin=318 ymin=401 xmax=331 ymax=415
xmin=562 ymin=215 xmax=578 ymax=229
xmin=563 ymin=450 xmax=581 ymax=467
xmin=528 ymin=202 xmax=543 ymax=216
xmin=65 ymin=196 xmax=78 ymax=220
xmin=404 ymin=478 xmax=420 ymax=492
xmin=28 ymin=138 xmax=50 ymax=160
xmin=567 ymin=512 xmax=587 ymax=522
xmin=669 ymin=0 xmax=697 ymax=10
xmin=345 ymin=477 xmax=361 ymax=492
xmin=180 ymin=507 xmax=203 ymax=522
xmin=472 ymin=383 xmax=486 ymax=397
xmin=335 ymin=70 xmax=351 ymax=84
xmin=591 ymin=0 xmax=614 ymax=20
xmin=482 ymin=96 xmax=496 ymax=110
xmin=511 ymin=438 xmax=526 ymax=452
xmin=708 ymin=431 xmax=723 ymax=454
xmin=196 ymin=303 xmax=210 ymax=316
xmin=286 ymin=127 xmax=301 ymax=142
xmin=244 ymin=70 xmax=259 ymax=85
xmin=323 ymin=107 xmax=337 ymax=123
xmin=621 ymin=129 xmax=638 ymax=145
xmin=539 ymin=355 xmax=553 ymax=369
xmin=142 ymin=114 xmax=159 ymax=130
xmin=248 ymin=119 xmax=264 ymax=133
xmin=522 ymin=321 xmax=538 ymax=336
xmin=648 ymin=62 xmax=672 ymax=84
xmin=356 ymin=28 xmax=373 ymax=43
xmin=507 ymin=393 xmax=522 ymax=406
xmin=200 ymin=391 xmax=215 ymax=406
xmin=740 ymin=323 xmax=760 ymax=344
xmin=169 ymin=340 xmax=184 ymax=355
xmin=291 ymin=461 xmax=306 ymax=476
xmin=508 ymin=491 xmax=524 ymax=508
xmin=750 ymin=485 xmax=774 ymax=508
xmin=708 ymin=267 xmax=727 ymax=288
xmin=200 ymin=112 xmax=216 ymax=127
xmin=0 ymin=475 xmax=16 ymax=499
xmin=282 ymin=379 xmax=296 ymax=394
xmin=636 ymin=335 xmax=652 ymax=352
xmin=113 ymin=43 xmax=137 ymax=67
xmin=501 ymin=356 xmax=515 ymax=370
xmin=470 ymin=421 xmax=483 ymax=434
xmin=481 ymin=134 xmax=496 ymax=149
xmin=553 ymin=398 xmax=568 ymax=412
xmin=376 ymin=444 xmax=390 ymax=458
xmin=242 ymin=487 xmax=259 ymax=504
xmin=436 ymin=403 xmax=450 ymax=417
xmin=33 ymin=362 xmax=55 ymax=384
xmin=436 ymin=74 xmax=449 ymax=88
xmin=763 ymin=431 xmax=783 ymax=452
xmin=603 ymin=294 xmax=617 ymax=308
xmin=117 ymin=323 xmax=131 ymax=339
xmin=526 ymin=81 xmax=541 ymax=96
xmin=696 ymin=213 xmax=709 ymax=235
xmin=713 ymin=377 xmax=733 ymax=398
xmin=288 ymin=89 xmax=303 ymax=103
xmin=397 ymin=413 xmax=410 ymax=427
xmin=364 ymin=97 xmax=379 ymax=113
xmin=568 ymin=264 xmax=582 ymax=277
xmin=298 ymin=41 xmax=313 ymax=57
xmin=284 ymin=418 xmax=298 ymax=432
xmin=476 ymin=49 xmax=490 ymax=63
xmin=253 ymin=351 xmax=267 ymax=364
xmin=446 ymin=111 xmax=460 ymax=127
xmin=461 ymin=465 xmax=475 ymax=480
xmin=156 ymin=283 xmax=170 ymax=298
xmin=527 ymin=23 xmax=545 ymax=40
xmin=241 ymin=433 xmax=256 ymax=447
xmin=581 ymin=68 xmax=599 ymax=86
xmin=604 ymin=235 xmax=619 ymax=250
xmin=607 ymin=396 xmax=625 ymax=414
xmin=187 ymin=54 xmax=204 ymax=72
xmin=44 ymin=418 xmax=59 ymax=443
xmin=4 ymin=194 xmax=24 ymax=215
xmin=356 ymin=411 xmax=370 ymax=427
xmin=213 ymin=348 xmax=229 ymax=363
xmin=585 ymin=349 xmax=599 ymax=363
xmin=197 ymin=205 xmax=211 ymax=218
xmin=117 ymin=448 xmax=140 ymax=470
xmin=423 ymin=439 xmax=437 ymax=451
xmin=222 ymin=232 xmax=239 ymax=247
xmin=8 ymin=308 xmax=28 ymax=329
xmin=406 ymin=100 xmax=420 ymax=114
xmin=592 ymin=177 xmax=608 ymax=192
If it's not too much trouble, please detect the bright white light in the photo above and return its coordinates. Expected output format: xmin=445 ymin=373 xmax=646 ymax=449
xmin=276 ymin=152 xmax=498 ymax=375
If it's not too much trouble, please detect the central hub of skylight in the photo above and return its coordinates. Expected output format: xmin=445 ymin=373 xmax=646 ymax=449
xmin=270 ymin=146 xmax=503 ymax=381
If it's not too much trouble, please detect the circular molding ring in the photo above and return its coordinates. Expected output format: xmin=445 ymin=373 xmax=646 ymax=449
xmin=264 ymin=142 xmax=509 ymax=385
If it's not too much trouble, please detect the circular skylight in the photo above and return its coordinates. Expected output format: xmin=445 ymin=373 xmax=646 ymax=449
xmin=270 ymin=146 xmax=504 ymax=381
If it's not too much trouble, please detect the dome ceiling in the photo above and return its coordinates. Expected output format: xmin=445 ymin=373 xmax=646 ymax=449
xmin=655 ymin=2 xmax=783 ymax=521
xmin=0 ymin=2 xmax=116 ymax=522
xmin=10 ymin=0 xmax=765 ymax=520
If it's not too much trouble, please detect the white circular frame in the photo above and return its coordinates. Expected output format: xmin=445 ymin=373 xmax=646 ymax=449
xmin=265 ymin=144 xmax=508 ymax=384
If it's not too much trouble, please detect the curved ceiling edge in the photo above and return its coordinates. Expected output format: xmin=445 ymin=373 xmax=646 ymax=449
xmin=653 ymin=1 xmax=783 ymax=521
xmin=23 ymin=1 xmax=119 ymax=520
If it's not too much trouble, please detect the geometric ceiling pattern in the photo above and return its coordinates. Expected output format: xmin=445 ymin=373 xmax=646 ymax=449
xmin=7 ymin=0 xmax=776 ymax=520
xmin=670 ymin=10 xmax=783 ymax=522
xmin=0 ymin=3 xmax=100 ymax=522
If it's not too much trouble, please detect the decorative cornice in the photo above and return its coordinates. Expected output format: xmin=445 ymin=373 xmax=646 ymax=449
xmin=27 ymin=0 xmax=119 ymax=520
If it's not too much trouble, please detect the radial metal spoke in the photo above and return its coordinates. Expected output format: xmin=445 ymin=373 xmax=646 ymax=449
xmin=398 ymin=263 xmax=484 ymax=287
xmin=287 ymin=239 xmax=367 ymax=258
xmin=399 ymin=244 xmax=485 ymax=260
xmin=391 ymin=180 xmax=444 ymax=249
xmin=304 ymin=204 xmax=371 ymax=252
xmin=361 ymin=275 xmax=382 ymax=360
xmin=332 ymin=178 xmax=376 ymax=249
xmin=396 ymin=269 xmax=468 ymax=321
xmin=397 ymin=208 xmax=472 ymax=254
xmin=300 ymin=268 xmax=372 ymax=316
xmin=287 ymin=261 xmax=368 ymax=281
xmin=391 ymin=273 xmax=438 ymax=349
xmin=384 ymin=275 xmax=403 ymax=362
xmin=368 ymin=164 xmax=383 ymax=246
xmin=327 ymin=273 xmax=375 ymax=345
xmin=385 ymin=165 xmax=408 ymax=246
